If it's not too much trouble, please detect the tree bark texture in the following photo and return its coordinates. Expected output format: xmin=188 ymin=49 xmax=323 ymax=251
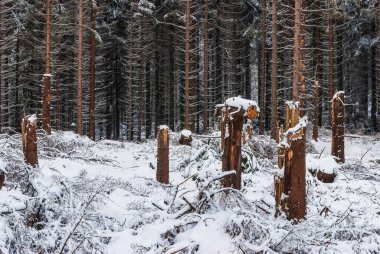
xmin=203 ymin=0 xmax=209 ymax=132
xmin=292 ymin=0 xmax=302 ymax=102
xmin=184 ymin=0 xmax=191 ymax=130
xmin=157 ymin=127 xmax=169 ymax=184
xmin=277 ymin=103 xmax=306 ymax=220
xmin=328 ymin=8 xmax=334 ymax=127
xmin=222 ymin=109 xmax=244 ymax=190
xmin=77 ymin=0 xmax=84 ymax=135
xmin=259 ymin=0 xmax=266 ymax=135
xmin=89 ymin=2 xmax=97 ymax=140
xmin=22 ymin=116 xmax=38 ymax=167
xmin=331 ymin=92 xmax=345 ymax=163
xmin=220 ymin=101 xmax=259 ymax=190
xmin=270 ymin=0 xmax=278 ymax=140
xmin=42 ymin=0 xmax=52 ymax=135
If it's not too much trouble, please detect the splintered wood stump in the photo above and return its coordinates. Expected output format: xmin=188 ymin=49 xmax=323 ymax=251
xmin=179 ymin=129 xmax=192 ymax=146
xmin=222 ymin=110 xmax=244 ymax=189
xmin=22 ymin=116 xmax=38 ymax=167
xmin=156 ymin=126 xmax=169 ymax=184
xmin=332 ymin=92 xmax=345 ymax=163
xmin=276 ymin=102 xmax=306 ymax=221
xmin=220 ymin=97 xmax=259 ymax=190
xmin=275 ymin=125 xmax=284 ymax=216
xmin=286 ymin=133 xmax=306 ymax=220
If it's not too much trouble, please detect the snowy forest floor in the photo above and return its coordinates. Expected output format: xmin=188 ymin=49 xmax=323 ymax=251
xmin=0 ymin=128 xmax=380 ymax=253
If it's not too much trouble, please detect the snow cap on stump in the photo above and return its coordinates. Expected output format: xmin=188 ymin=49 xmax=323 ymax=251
xmin=179 ymin=129 xmax=192 ymax=146
xmin=225 ymin=96 xmax=260 ymax=120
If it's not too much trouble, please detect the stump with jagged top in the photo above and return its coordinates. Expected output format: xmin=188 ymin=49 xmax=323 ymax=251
xmin=217 ymin=97 xmax=260 ymax=190
xmin=276 ymin=102 xmax=307 ymax=221
xmin=22 ymin=115 xmax=38 ymax=167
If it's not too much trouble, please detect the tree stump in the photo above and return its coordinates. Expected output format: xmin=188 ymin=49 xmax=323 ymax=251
xmin=0 ymin=171 xmax=4 ymax=190
xmin=157 ymin=126 xmax=169 ymax=184
xmin=331 ymin=91 xmax=345 ymax=163
xmin=275 ymin=124 xmax=284 ymax=216
xmin=276 ymin=102 xmax=306 ymax=221
xmin=179 ymin=129 xmax=192 ymax=146
xmin=316 ymin=170 xmax=336 ymax=183
xmin=22 ymin=115 xmax=38 ymax=167
xmin=219 ymin=97 xmax=259 ymax=190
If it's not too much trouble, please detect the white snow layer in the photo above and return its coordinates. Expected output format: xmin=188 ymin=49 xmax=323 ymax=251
xmin=225 ymin=96 xmax=260 ymax=112
xmin=0 ymin=130 xmax=379 ymax=253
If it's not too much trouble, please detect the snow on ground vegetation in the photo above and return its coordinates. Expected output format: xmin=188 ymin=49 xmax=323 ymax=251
xmin=0 ymin=128 xmax=379 ymax=253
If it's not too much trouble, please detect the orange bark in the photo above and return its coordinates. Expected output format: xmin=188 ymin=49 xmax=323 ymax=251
xmin=157 ymin=127 xmax=169 ymax=184
xmin=22 ymin=116 xmax=38 ymax=167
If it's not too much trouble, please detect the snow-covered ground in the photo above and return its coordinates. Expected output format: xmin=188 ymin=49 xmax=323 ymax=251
xmin=0 ymin=129 xmax=380 ymax=253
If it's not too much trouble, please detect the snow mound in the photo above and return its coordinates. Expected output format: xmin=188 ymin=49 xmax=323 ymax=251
xmin=307 ymin=155 xmax=339 ymax=174
xmin=225 ymin=96 xmax=260 ymax=112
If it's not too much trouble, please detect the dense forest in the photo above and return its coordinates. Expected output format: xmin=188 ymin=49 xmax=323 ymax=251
xmin=0 ymin=0 xmax=378 ymax=139
xmin=2 ymin=1 xmax=380 ymax=253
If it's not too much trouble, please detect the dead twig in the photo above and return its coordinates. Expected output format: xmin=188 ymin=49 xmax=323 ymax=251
xmin=318 ymin=146 xmax=326 ymax=159
xmin=361 ymin=147 xmax=372 ymax=161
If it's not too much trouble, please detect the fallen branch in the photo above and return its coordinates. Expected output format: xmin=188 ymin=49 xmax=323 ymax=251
xmin=360 ymin=147 xmax=372 ymax=161
xmin=318 ymin=146 xmax=326 ymax=159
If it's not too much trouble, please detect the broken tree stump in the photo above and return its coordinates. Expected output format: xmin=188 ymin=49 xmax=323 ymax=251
xmin=275 ymin=124 xmax=284 ymax=217
xmin=22 ymin=115 xmax=38 ymax=167
xmin=276 ymin=102 xmax=307 ymax=221
xmin=157 ymin=126 xmax=169 ymax=184
xmin=178 ymin=129 xmax=192 ymax=146
xmin=316 ymin=170 xmax=336 ymax=183
xmin=331 ymin=91 xmax=345 ymax=163
xmin=219 ymin=97 xmax=259 ymax=190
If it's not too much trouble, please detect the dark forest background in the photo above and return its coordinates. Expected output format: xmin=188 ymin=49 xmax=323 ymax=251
xmin=0 ymin=0 xmax=378 ymax=141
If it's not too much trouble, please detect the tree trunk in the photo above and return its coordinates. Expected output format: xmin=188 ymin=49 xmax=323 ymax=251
xmin=89 ymin=2 xmax=97 ymax=141
xmin=184 ymin=0 xmax=190 ymax=130
xmin=146 ymin=60 xmax=152 ymax=139
xmin=231 ymin=0 xmax=238 ymax=96
xmin=157 ymin=126 xmax=169 ymax=184
xmin=299 ymin=8 xmax=306 ymax=117
xmin=282 ymin=103 xmax=306 ymax=220
xmin=203 ymin=0 xmax=209 ymax=132
xmin=0 ymin=3 xmax=2 ymax=132
xmin=292 ymin=0 xmax=301 ymax=102
xmin=331 ymin=92 xmax=345 ymax=163
xmin=128 ymin=24 xmax=134 ymax=141
xmin=372 ymin=46 xmax=378 ymax=132
xmin=77 ymin=0 xmax=84 ymax=135
xmin=222 ymin=109 xmax=244 ymax=190
xmin=328 ymin=7 xmax=334 ymax=127
xmin=42 ymin=0 xmax=52 ymax=135
xmin=22 ymin=116 xmax=38 ymax=167
xmin=138 ymin=19 xmax=145 ymax=142
xmin=287 ymin=131 xmax=306 ymax=220
xmin=270 ymin=0 xmax=278 ymax=140
xmin=259 ymin=0 xmax=266 ymax=134
xmin=312 ymin=3 xmax=321 ymax=141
